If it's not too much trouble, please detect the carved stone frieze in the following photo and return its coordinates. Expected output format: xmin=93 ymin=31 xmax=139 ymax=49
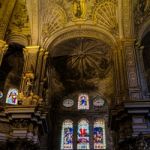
xmin=12 ymin=119 xmax=29 ymax=128
xmin=0 ymin=105 xmax=48 ymax=148
xmin=124 ymin=44 xmax=141 ymax=99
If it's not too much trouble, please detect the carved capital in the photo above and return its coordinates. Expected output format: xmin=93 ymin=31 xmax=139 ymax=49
xmin=0 ymin=40 xmax=8 ymax=66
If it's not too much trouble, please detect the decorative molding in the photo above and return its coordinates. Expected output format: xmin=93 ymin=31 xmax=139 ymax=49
xmin=5 ymin=33 xmax=29 ymax=46
xmin=43 ymin=25 xmax=117 ymax=51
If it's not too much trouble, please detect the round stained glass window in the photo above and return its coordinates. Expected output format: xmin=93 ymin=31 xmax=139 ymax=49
xmin=63 ymin=99 xmax=74 ymax=107
xmin=93 ymin=97 xmax=105 ymax=107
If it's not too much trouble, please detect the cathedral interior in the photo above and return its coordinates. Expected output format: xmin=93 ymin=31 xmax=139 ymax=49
xmin=0 ymin=0 xmax=150 ymax=150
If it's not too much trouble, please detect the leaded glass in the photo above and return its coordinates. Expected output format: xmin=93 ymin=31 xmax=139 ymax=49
xmin=78 ymin=94 xmax=89 ymax=110
xmin=61 ymin=120 xmax=73 ymax=149
xmin=93 ymin=119 xmax=106 ymax=149
xmin=77 ymin=119 xmax=90 ymax=149
xmin=6 ymin=88 xmax=18 ymax=105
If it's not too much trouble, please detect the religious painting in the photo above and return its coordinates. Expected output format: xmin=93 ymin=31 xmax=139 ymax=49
xmin=77 ymin=119 xmax=90 ymax=149
xmin=78 ymin=94 xmax=89 ymax=110
xmin=6 ymin=88 xmax=18 ymax=105
xmin=94 ymin=119 xmax=106 ymax=149
xmin=61 ymin=120 xmax=73 ymax=149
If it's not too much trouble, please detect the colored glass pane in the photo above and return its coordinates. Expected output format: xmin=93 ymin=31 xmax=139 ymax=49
xmin=77 ymin=119 xmax=90 ymax=149
xmin=6 ymin=88 xmax=18 ymax=105
xmin=93 ymin=119 xmax=106 ymax=149
xmin=78 ymin=94 xmax=89 ymax=110
xmin=61 ymin=120 xmax=73 ymax=150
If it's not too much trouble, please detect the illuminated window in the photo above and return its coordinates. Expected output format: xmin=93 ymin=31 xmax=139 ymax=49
xmin=93 ymin=119 xmax=106 ymax=149
xmin=61 ymin=120 xmax=73 ymax=150
xmin=78 ymin=94 xmax=89 ymax=110
xmin=6 ymin=88 xmax=18 ymax=105
xmin=77 ymin=119 xmax=90 ymax=149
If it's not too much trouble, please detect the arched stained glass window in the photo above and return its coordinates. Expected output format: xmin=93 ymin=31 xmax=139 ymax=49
xmin=61 ymin=120 xmax=73 ymax=150
xmin=77 ymin=119 xmax=90 ymax=149
xmin=6 ymin=88 xmax=18 ymax=105
xmin=93 ymin=119 xmax=106 ymax=149
xmin=78 ymin=94 xmax=89 ymax=110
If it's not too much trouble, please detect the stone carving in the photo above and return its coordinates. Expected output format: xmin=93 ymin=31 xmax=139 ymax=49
xmin=134 ymin=0 xmax=150 ymax=34
xmin=72 ymin=0 xmax=86 ymax=19
xmin=138 ymin=0 xmax=150 ymax=13
xmin=93 ymin=1 xmax=118 ymax=34
xmin=6 ymin=0 xmax=30 ymax=36
xmin=42 ymin=3 xmax=67 ymax=42
xmin=12 ymin=119 xmax=29 ymax=128
xmin=18 ymin=92 xmax=42 ymax=106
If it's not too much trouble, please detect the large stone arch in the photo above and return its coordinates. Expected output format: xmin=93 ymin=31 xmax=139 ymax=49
xmin=42 ymin=25 xmax=118 ymax=53
xmin=42 ymin=25 xmax=121 ymax=106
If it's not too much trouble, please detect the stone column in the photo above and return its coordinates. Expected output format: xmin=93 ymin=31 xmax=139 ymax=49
xmin=38 ymin=51 xmax=48 ymax=96
xmin=114 ymin=44 xmax=128 ymax=104
xmin=121 ymin=0 xmax=141 ymax=100
xmin=34 ymin=48 xmax=45 ymax=94
xmin=0 ymin=40 xmax=8 ymax=66
xmin=123 ymin=40 xmax=142 ymax=100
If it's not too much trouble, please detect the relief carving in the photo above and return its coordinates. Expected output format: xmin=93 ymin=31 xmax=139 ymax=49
xmin=93 ymin=1 xmax=118 ymax=35
xmin=125 ymin=46 xmax=138 ymax=88
xmin=42 ymin=4 xmax=67 ymax=43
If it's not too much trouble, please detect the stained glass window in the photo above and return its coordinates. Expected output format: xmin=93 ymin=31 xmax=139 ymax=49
xmin=6 ymin=88 xmax=18 ymax=105
xmin=78 ymin=94 xmax=89 ymax=110
xmin=61 ymin=120 xmax=73 ymax=150
xmin=93 ymin=119 xmax=106 ymax=149
xmin=77 ymin=119 xmax=90 ymax=149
